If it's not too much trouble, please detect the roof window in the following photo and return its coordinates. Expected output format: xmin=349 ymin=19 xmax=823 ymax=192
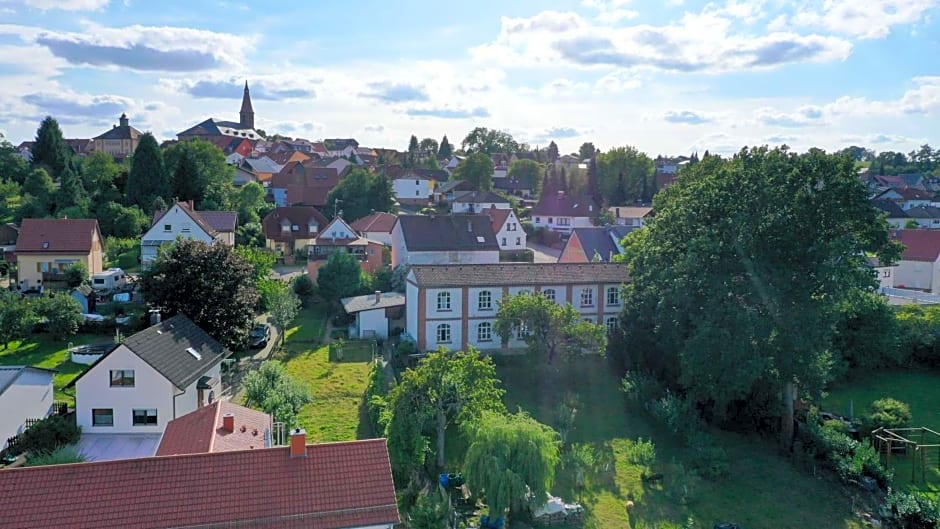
xmin=186 ymin=347 xmax=202 ymax=361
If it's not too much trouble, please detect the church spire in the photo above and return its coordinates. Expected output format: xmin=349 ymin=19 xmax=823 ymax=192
xmin=239 ymin=80 xmax=254 ymax=130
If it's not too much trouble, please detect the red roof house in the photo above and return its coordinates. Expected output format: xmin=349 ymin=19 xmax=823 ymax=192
xmin=892 ymin=229 xmax=940 ymax=292
xmin=156 ymin=400 xmax=274 ymax=456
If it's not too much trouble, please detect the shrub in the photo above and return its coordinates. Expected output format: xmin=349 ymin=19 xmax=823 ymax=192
xmin=625 ymin=437 xmax=657 ymax=466
xmin=364 ymin=361 xmax=389 ymax=435
xmin=686 ymin=430 xmax=729 ymax=480
xmin=885 ymin=489 xmax=940 ymax=528
xmin=292 ymin=274 xmax=315 ymax=301
xmin=864 ymin=398 xmax=912 ymax=432
xmin=13 ymin=416 xmax=81 ymax=456
xmin=621 ymin=371 xmax=664 ymax=405
xmin=24 ymin=445 xmax=86 ymax=467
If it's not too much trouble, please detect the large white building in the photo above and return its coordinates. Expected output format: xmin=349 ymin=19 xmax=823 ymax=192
xmin=405 ymin=263 xmax=630 ymax=352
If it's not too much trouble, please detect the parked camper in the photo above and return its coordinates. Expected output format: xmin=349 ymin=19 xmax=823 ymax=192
xmin=91 ymin=268 xmax=126 ymax=291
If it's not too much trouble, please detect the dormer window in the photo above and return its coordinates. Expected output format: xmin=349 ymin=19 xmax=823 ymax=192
xmin=308 ymin=223 xmax=318 ymax=233
xmin=291 ymin=225 xmax=300 ymax=231
xmin=281 ymin=223 xmax=290 ymax=233
xmin=42 ymin=242 xmax=49 ymax=249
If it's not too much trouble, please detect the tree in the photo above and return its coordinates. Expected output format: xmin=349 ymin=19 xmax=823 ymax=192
xmin=16 ymin=168 xmax=56 ymax=220
xmin=236 ymin=222 xmax=265 ymax=247
xmin=316 ymin=251 xmax=362 ymax=308
xmin=63 ymin=261 xmax=88 ymax=288
xmin=243 ymin=361 xmax=311 ymax=430
xmin=495 ymin=293 xmax=607 ymax=364
xmin=55 ymin=162 xmax=89 ymax=216
xmin=596 ymin=146 xmax=656 ymax=204
xmin=0 ymin=138 xmax=30 ymax=185
xmin=386 ymin=348 xmax=505 ymax=472
xmin=438 ymin=135 xmax=453 ymax=159
xmin=292 ymin=274 xmax=315 ymax=304
xmin=0 ymin=291 xmax=34 ymax=349
xmin=140 ymin=238 xmax=259 ymax=349
xmin=463 ymin=410 xmax=560 ymax=519
xmin=36 ymin=293 xmax=83 ymax=340
xmin=419 ymin=137 xmax=439 ymax=157
xmin=620 ymin=147 xmax=903 ymax=435
xmin=83 ymin=151 xmax=122 ymax=214
xmin=453 ymin=153 xmax=494 ymax=191
xmin=407 ymin=135 xmax=420 ymax=167
xmin=507 ymin=159 xmax=541 ymax=196
xmin=409 ymin=491 xmax=450 ymax=529
xmin=164 ymin=139 xmax=235 ymax=210
xmin=126 ymin=133 xmax=170 ymax=213
xmin=32 ymin=116 xmax=69 ymax=177
xmin=547 ymin=141 xmax=559 ymax=162
xmin=11 ymin=415 xmax=81 ymax=456
xmin=236 ymin=182 xmax=266 ymax=225
xmin=326 ymin=168 xmax=395 ymax=222
xmin=96 ymin=203 xmax=148 ymax=238
xmin=461 ymin=127 xmax=518 ymax=154
xmin=578 ymin=142 xmax=597 ymax=161
xmin=268 ymin=282 xmax=301 ymax=348
xmin=171 ymin=146 xmax=202 ymax=204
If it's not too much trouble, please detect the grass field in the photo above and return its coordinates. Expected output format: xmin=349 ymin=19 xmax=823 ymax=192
xmin=823 ymin=369 xmax=940 ymax=495
xmin=0 ymin=333 xmax=113 ymax=406
xmin=495 ymin=356 xmax=865 ymax=529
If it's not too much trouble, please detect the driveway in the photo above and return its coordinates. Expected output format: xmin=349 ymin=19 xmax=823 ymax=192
xmin=528 ymin=242 xmax=560 ymax=263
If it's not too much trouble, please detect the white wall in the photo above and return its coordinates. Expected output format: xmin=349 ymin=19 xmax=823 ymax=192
xmin=531 ymin=215 xmax=593 ymax=233
xmin=0 ymin=370 xmax=53 ymax=450
xmin=875 ymin=266 xmax=896 ymax=289
xmin=174 ymin=362 xmax=221 ymax=419
xmin=452 ymin=201 xmax=510 ymax=214
xmin=467 ymin=287 xmax=502 ymax=318
xmin=140 ymin=205 xmax=215 ymax=268
xmin=894 ymin=260 xmax=937 ymax=291
xmin=362 ymin=231 xmax=393 ymax=246
xmin=358 ymin=309 xmax=389 ymax=339
xmin=324 ymin=218 xmax=358 ymax=241
xmin=406 ymin=279 xmax=419 ymax=341
xmin=495 ymin=212 xmax=526 ymax=250
xmin=424 ymin=318 xmax=462 ymax=350
xmin=76 ymin=346 xmax=174 ymax=434
xmin=392 ymin=178 xmax=431 ymax=201
xmin=391 ymin=222 xmax=406 ymax=268
xmin=405 ymin=250 xmax=499 ymax=266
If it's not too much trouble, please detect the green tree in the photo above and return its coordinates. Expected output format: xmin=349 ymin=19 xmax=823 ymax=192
xmin=507 ymin=159 xmax=541 ymax=196
xmin=164 ymin=139 xmax=235 ymax=209
xmin=36 ymin=293 xmax=83 ymax=340
xmin=236 ymin=222 xmax=265 ymax=247
xmin=596 ymin=146 xmax=656 ymax=204
xmin=409 ymin=490 xmax=450 ymax=529
xmin=12 ymin=415 xmax=81 ymax=456
xmin=0 ymin=291 xmax=34 ymax=349
xmin=326 ymin=168 xmax=396 ymax=222
xmin=0 ymin=138 xmax=30 ymax=185
xmin=495 ymin=293 xmax=607 ymax=364
xmin=32 ymin=116 xmax=69 ymax=177
xmin=243 ymin=361 xmax=311 ymax=430
xmin=453 ymin=153 xmax=494 ymax=191
xmin=63 ymin=261 xmax=88 ymax=288
xmin=236 ymin=246 xmax=276 ymax=285
xmin=55 ymin=162 xmax=89 ymax=216
xmin=171 ymin=146 xmax=202 ymax=204
xmin=97 ymin=203 xmax=148 ymax=238
xmin=463 ymin=410 xmax=560 ymax=519
xmin=83 ymin=151 xmax=123 ymax=214
xmin=236 ymin=182 xmax=266 ymax=225
xmin=292 ymin=274 xmax=315 ymax=304
xmin=386 ymin=348 xmax=505 ymax=473
xmin=620 ymin=147 xmax=903 ymax=438
xmin=438 ymin=135 xmax=453 ymax=159
xmin=126 ymin=133 xmax=170 ymax=213
xmin=316 ymin=251 xmax=362 ymax=309
xmin=831 ymin=289 xmax=899 ymax=376
xmin=268 ymin=282 xmax=301 ymax=348
xmin=140 ymin=238 xmax=259 ymax=349
xmin=419 ymin=137 xmax=439 ymax=157
xmin=461 ymin=127 xmax=519 ymax=154
xmin=547 ymin=141 xmax=559 ymax=162
xmin=578 ymin=142 xmax=597 ymax=160
xmin=17 ymin=168 xmax=56 ymax=220
xmin=407 ymin=135 xmax=420 ymax=167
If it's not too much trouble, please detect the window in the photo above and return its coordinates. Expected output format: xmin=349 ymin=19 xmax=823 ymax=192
xmin=607 ymin=287 xmax=621 ymax=306
xmin=515 ymin=237 xmax=521 ymax=245
xmin=558 ymin=218 xmax=571 ymax=226
xmin=92 ymin=408 xmax=114 ymax=427
xmin=543 ymin=288 xmax=556 ymax=302
xmin=478 ymin=290 xmax=492 ymax=311
xmin=548 ymin=217 xmax=554 ymax=224
xmin=109 ymin=370 xmax=135 ymax=387
xmin=416 ymin=189 xmax=420 ymax=196
xmin=581 ymin=288 xmax=594 ymax=307
xmin=291 ymin=224 xmax=300 ymax=231
xmin=437 ymin=324 xmax=452 ymax=344
xmin=163 ymin=224 xmax=171 ymax=232
xmin=502 ymin=237 xmax=507 ymax=246
xmin=516 ymin=322 xmax=530 ymax=339
xmin=606 ymin=317 xmax=619 ymax=333
xmin=132 ymin=409 xmax=158 ymax=426
xmin=478 ymin=322 xmax=492 ymax=342
xmin=437 ymin=291 xmax=451 ymax=311
xmin=883 ymin=269 xmax=891 ymax=278
xmin=535 ymin=217 xmax=541 ymax=224
xmin=415 ymin=179 xmax=420 ymax=185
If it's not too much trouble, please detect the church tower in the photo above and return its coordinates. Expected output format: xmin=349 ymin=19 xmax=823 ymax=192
xmin=239 ymin=80 xmax=255 ymax=130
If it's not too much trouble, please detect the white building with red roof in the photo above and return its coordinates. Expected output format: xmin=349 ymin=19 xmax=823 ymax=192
xmin=891 ymin=229 xmax=940 ymax=292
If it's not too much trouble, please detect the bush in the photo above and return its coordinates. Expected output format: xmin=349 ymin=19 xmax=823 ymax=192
xmin=364 ymin=361 xmax=389 ymax=436
xmin=885 ymin=489 xmax=940 ymax=528
xmin=686 ymin=430 xmax=729 ymax=479
xmin=24 ymin=445 xmax=86 ymax=467
xmin=292 ymin=274 xmax=315 ymax=305
xmin=864 ymin=398 xmax=912 ymax=433
xmin=13 ymin=416 xmax=81 ymax=456
xmin=621 ymin=371 xmax=664 ymax=404
xmin=625 ymin=437 xmax=656 ymax=466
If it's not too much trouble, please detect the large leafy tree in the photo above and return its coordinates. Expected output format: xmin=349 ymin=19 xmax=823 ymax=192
xmin=236 ymin=182 xmax=267 ymax=225
xmin=595 ymin=146 xmax=656 ymax=204
xmin=55 ymin=162 xmax=89 ymax=217
xmin=578 ymin=142 xmax=597 ymax=160
xmin=461 ymin=127 xmax=519 ymax=154
xmin=16 ymin=168 xmax=56 ymax=220
xmin=620 ymin=147 xmax=903 ymax=436
xmin=453 ymin=153 xmax=494 ymax=191
xmin=170 ymin=146 xmax=202 ymax=205
xmin=140 ymin=238 xmax=259 ymax=349
xmin=32 ymin=116 xmax=69 ymax=177
xmin=0 ymin=291 xmax=34 ymax=349
xmin=164 ymin=139 xmax=235 ymax=210
xmin=83 ymin=151 xmax=123 ymax=214
xmin=316 ymin=251 xmax=362 ymax=308
xmin=267 ymin=283 xmax=301 ymax=349
xmin=495 ymin=293 xmax=607 ymax=364
xmin=437 ymin=135 xmax=453 ymax=159
xmin=507 ymin=159 xmax=541 ymax=196
xmin=326 ymin=167 xmax=395 ymax=222
xmin=36 ymin=293 xmax=83 ymax=340
xmin=126 ymin=133 xmax=170 ymax=214
xmin=463 ymin=410 xmax=560 ymax=519
xmin=243 ymin=361 xmax=311 ymax=430
xmin=0 ymin=138 xmax=30 ymax=185
xmin=386 ymin=348 xmax=505 ymax=475
xmin=419 ymin=137 xmax=439 ymax=156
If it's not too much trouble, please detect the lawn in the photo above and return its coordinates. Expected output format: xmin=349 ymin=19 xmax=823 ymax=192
xmin=495 ymin=355 xmax=865 ymax=529
xmin=0 ymin=333 xmax=113 ymax=406
xmin=107 ymin=245 xmax=141 ymax=273
xmin=823 ymin=369 xmax=940 ymax=494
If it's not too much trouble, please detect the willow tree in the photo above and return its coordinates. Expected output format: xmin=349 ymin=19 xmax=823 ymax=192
xmin=463 ymin=411 xmax=560 ymax=520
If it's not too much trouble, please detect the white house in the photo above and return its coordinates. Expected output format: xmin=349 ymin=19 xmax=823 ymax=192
xmin=891 ymin=229 xmax=940 ymax=292
xmin=391 ymin=214 xmax=500 ymax=267
xmin=341 ymin=291 xmax=406 ymax=339
xmin=350 ymin=211 xmax=398 ymax=246
xmin=0 ymin=366 xmax=55 ymax=451
xmin=405 ymin=263 xmax=630 ymax=352
xmin=608 ymin=206 xmax=653 ymax=227
xmin=873 ymin=188 xmax=933 ymax=211
xmin=141 ymin=201 xmax=237 ymax=269
xmin=451 ymin=191 xmax=511 ymax=214
xmin=70 ymin=315 xmax=230 ymax=435
xmin=867 ymin=257 xmax=896 ymax=290
xmin=531 ymin=191 xmax=599 ymax=234
xmin=484 ymin=206 xmax=526 ymax=251
xmin=389 ymin=168 xmax=447 ymax=206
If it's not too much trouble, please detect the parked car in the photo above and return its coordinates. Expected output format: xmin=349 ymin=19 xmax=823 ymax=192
xmin=249 ymin=324 xmax=271 ymax=348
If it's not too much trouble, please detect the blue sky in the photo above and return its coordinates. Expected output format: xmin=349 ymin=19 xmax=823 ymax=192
xmin=0 ymin=0 xmax=939 ymax=156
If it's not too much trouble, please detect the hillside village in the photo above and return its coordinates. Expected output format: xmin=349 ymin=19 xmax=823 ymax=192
xmin=2 ymin=83 xmax=940 ymax=529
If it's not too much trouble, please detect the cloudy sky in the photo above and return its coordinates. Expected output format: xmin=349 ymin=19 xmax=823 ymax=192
xmin=0 ymin=0 xmax=938 ymax=156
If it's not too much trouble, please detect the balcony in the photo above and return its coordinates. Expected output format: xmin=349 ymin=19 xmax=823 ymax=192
xmin=308 ymin=248 xmax=368 ymax=262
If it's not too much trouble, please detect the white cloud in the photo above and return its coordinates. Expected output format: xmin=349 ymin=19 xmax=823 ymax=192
xmin=663 ymin=110 xmax=714 ymax=124
xmin=6 ymin=0 xmax=109 ymax=10
xmin=788 ymin=0 xmax=938 ymax=39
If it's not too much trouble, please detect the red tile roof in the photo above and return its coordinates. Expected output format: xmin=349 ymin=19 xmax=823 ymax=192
xmin=15 ymin=218 xmax=100 ymax=253
xmin=156 ymin=400 xmax=273 ymax=456
xmin=484 ymin=206 xmax=512 ymax=233
xmin=0 ymin=438 xmax=400 ymax=529
xmin=892 ymin=229 xmax=940 ymax=262
xmin=350 ymin=211 xmax=398 ymax=234
xmin=272 ymin=161 xmax=341 ymax=207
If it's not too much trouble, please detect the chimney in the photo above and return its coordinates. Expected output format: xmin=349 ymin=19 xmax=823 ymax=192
xmin=290 ymin=428 xmax=307 ymax=458
xmin=187 ymin=199 xmax=195 ymax=210
xmin=222 ymin=412 xmax=235 ymax=433
xmin=375 ymin=290 xmax=381 ymax=303
xmin=149 ymin=310 xmax=161 ymax=326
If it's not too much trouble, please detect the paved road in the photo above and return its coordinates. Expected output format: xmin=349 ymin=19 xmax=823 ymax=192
xmin=528 ymin=242 xmax=560 ymax=263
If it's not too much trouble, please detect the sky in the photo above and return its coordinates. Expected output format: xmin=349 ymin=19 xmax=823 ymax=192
xmin=0 ymin=0 xmax=939 ymax=157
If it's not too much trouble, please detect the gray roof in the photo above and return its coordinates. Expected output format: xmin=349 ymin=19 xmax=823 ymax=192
xmin=197 ymin=211 xmax=238 ymax=232
xmin=436 ymin=180 xmax=477 ymax=195
xmin=109 ymin=315 xmax=230 ymax=389
xmin=341 ymin=292 xmax=406 ymax=314
xmin=0 ymin=366 xmax=54 ymax=397
xmin=242 ymin=157 xmax=283 ymax=174
xmin=94 ymin=124 xmax=142 ymax=141
xmin=905 ymin=206 xmax=940 ymax=219
xmin=871 ymin=199 xmax=908 ymax=218
xmin=397 ymin=214 xmax=499 ymax=252
xmin=409 ymin=263 xmax=630 ymax=288
xmin=493 ymin=178 xmax=531 ymax=191
xmin=452 ymin=191 xmax=509 ymax=204
xmin=568 ymin=227 xmax=621 ymax=262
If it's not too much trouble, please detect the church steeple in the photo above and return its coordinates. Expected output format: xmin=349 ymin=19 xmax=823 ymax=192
xmin=239 ymin=80 xmax=254 ymax=130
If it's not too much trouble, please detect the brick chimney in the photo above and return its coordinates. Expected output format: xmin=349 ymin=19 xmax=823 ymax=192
xmin=222 ymin=412 xmax=235 ymax=433
xmin=187 ymin=199 xmax=195 ymax=210
xmin=375 ymin=290 xmax=381 ymax=303
xmin=289 ymin=428 xmax=307 ymax=458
